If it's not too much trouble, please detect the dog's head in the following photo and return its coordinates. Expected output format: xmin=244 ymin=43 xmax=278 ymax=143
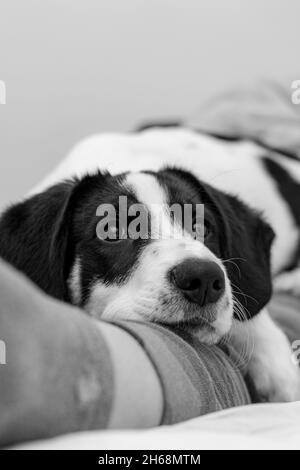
xmin=0 ymin=168 xmax=274 ymax=344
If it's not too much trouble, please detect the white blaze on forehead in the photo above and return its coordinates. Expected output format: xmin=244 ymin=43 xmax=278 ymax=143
xmin=125 ymin=171 xmax=167 ymax=208
xmin=124 ymin=172 xmax=182 ymax=239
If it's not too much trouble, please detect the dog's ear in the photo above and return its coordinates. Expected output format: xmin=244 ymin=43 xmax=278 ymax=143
xmin=0 ymin=180 xmax=78 ymax=300
xmin=197 ymin=183 xmax=274 ymax=318
xmin=218 ymin=194 xmax=275 ymax=318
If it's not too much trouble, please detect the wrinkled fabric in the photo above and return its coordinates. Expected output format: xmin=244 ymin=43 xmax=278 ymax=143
xmin=186 ymin=80 xmax=300 ymax=157
xmin=113 ymin=321 xmax=250 ymax=425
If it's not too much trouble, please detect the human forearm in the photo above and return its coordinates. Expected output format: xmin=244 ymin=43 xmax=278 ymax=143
xmin=0 ymin=260 xmax=163 ymax=446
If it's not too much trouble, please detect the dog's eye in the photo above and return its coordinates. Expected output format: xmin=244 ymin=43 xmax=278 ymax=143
xmin=99 ymin=222 xmax=127 ymax=242
xmin=107 ymin=224 xmax=119 ymax=241
xmin=192 ymin=220 xmax=213 ymax=240
xmin=108 ymin=224 xmax=127 ymax=242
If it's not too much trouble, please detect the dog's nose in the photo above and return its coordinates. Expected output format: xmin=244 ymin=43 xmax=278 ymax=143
xmin=170 ymin=259 xmax=225 ymax=306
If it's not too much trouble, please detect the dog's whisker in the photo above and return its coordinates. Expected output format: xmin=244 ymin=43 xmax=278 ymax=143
xmin=231 ymin=282 xmax=259 ymax=305
xmin=230 ymin=295 xmax=255 ymax=369
xmin=222 ymin=259 xmax=242 ymax=279
xmin=220 ymin=298 xmax=250 ymax=369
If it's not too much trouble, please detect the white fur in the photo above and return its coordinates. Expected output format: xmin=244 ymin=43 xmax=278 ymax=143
xmin=274 ymin=267 xmax=300 ymax=296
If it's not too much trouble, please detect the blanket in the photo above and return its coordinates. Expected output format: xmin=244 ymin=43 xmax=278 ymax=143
xmin=186 ymin=80 xmax=300 ymax=158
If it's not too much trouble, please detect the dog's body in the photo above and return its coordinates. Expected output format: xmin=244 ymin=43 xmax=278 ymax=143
xmin=1 ymin=127 xmax=300 ymax=402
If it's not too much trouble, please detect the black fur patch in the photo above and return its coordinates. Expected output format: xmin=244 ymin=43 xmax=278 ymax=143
xmin=155 ymin=167 xmax=274 ymax=318
xmin=204 ymin=131 xmax=300 ymax=162
xmin=135 ymin=120 xmax=182 ymax=132
xmin=263 ymin=156 xmax=300 ymax=268
xmin=0 ymin=181 xmax=75 ymax=300
xmin=263 ymin=157 xmax=300 ymax=227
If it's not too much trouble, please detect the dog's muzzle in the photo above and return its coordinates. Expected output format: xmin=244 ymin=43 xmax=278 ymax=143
xmin=170 ymin=258 xmax=225 ymax=309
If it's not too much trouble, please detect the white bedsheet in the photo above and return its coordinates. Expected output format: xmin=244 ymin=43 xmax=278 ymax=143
xmin=17 ymin=402 xmax=300 ymax=450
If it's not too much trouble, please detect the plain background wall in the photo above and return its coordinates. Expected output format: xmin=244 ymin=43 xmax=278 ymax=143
xmin=0 ymin=0 xmax=299 ymax=207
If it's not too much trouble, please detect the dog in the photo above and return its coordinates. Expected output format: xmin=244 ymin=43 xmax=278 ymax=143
xmin=1 ymin=126 xmax=300 ymax=402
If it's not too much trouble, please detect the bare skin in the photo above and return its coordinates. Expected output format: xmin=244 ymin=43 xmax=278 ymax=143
xmin=0 ymin=260 xmax=163 ymax=447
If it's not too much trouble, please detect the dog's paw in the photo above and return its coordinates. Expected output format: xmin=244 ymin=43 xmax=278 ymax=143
xmin=231 ymin=310 xmax=300 ymax=403
xmin=273 ymin=268 xmax=300 ymax=297
xmin=249 ymin=345 xmax=300 ymax=403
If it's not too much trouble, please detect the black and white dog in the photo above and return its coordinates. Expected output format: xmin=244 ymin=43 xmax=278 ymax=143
xmin=1 ymin=127 xmax=300 ymax=402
